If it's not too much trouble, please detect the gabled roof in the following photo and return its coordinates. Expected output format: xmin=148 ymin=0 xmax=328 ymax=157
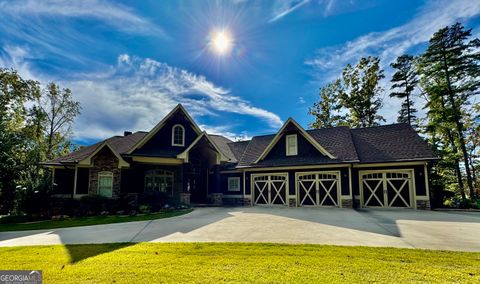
xmin=126 ymin=104 xmax=202 ymax=155
xmin=253 ymin=118 xmax=335 ymax=163
xmin=233 ymin=123 xmax=437 ymax=168
xmin=78 ymin=141 xmax=130 ymax=168
xmin=42 ymin=131 xmax=146 ymax=166
xmin=177 ymin=132 xmax=230 ymax=163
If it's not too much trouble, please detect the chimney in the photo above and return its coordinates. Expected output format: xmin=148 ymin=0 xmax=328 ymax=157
xmin=124 ymin=131 xmax=132 ymax=136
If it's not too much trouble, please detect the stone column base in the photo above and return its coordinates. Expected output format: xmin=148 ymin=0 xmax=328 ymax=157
xmin=288 ymin=197 xmax=296 ymax=207
xmin=341 ymin=199 xmax=353 ymax=208
xmin=180 ymin=193 xmax=190 ymax=205
xmin=210 ymin=193 xmax=223 ymax=205
xmin=416 ymin=200 xmax=431 ymax=210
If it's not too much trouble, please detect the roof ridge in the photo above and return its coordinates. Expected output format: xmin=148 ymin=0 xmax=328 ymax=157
xmin=350 ymin=123 xmax=408 ymax=130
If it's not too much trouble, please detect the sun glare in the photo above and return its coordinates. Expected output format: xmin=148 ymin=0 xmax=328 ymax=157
xmin=210 ymin=29 xmax=233 ymax=55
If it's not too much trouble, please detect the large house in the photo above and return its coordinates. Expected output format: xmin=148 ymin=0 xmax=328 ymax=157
xmin=43 ymin=104 xmax=437 ymax=209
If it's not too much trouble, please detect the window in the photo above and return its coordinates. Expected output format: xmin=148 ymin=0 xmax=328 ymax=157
xmin=144 ymin=169 xmax=174 ymax=195
xmin=172 ymin=124 xmax=185 ymax=146
xmin=286 ymin=134 xmax=298 ymax=156
xmin=228 ymin=177 xmax=241 ymax=191
xmin=98 ymin=171 xmax=113 ymax=197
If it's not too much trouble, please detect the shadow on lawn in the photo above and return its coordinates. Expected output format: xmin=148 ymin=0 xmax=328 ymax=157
xmin=64 ymin=243 xmax=132 ymax=263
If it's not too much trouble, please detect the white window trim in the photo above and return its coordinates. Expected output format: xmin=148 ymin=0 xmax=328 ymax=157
xmin=286 ymin=134 xmax=298 ymax=156
xmin=98 ymin=171 xmax=113 ymax=198
xmin=228 ymin=177 xmax=241 ymax=192
xmin=171 ymin=124 xmax=185 ymax=147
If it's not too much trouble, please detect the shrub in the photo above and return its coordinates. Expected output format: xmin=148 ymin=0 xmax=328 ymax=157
xmin=78 ymin=195 xmax=110 ymax=215
xmin=138 ymin=204 xmax=152 ymax=214
xmin=138 ymin=192 xmax=168 ymax=211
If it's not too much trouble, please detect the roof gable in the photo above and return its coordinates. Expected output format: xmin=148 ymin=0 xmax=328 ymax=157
xmin=78 ymin=141 xmax=129 ymax=168
xmin=126 ymin=104 xmax=202 ymax=155
xmin=177 ymin=132 xmax=230 ymax=163
xmin=253 ymin=118 xmax=335 ymax=163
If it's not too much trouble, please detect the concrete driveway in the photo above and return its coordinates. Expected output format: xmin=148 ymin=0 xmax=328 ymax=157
xmin=0 ymin=207 xmax=479 ymax=251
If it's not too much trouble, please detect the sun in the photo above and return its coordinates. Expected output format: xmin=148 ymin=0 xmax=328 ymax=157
xmin=209 ymin=29 xmax=233 ymax=55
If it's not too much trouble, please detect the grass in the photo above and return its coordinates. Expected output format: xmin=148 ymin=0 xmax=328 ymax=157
xmin=0 ymin=243 xmax=479 ymax=283
xmin=0 ymin=209 xmax=193 ymax=232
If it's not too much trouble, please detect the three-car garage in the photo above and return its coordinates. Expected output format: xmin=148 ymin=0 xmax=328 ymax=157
xmin=246 ymin=166 xmax=425 ymax=209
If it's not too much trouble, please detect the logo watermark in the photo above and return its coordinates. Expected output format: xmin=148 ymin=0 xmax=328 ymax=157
xmin=0 ymin=270 xmax=42 ymax=284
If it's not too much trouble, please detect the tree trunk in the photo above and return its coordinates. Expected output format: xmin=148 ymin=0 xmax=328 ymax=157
xmin=446 ymin=129 xmax=466 ymax=201
xmin=441 ymin=49 xmax=475 ymax=198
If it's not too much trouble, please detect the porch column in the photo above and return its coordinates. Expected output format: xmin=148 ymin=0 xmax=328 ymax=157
xmin=210 ymin=165 xmax=223 ymax=205
xmin=180 ymin=163 xmax=191 ymax=205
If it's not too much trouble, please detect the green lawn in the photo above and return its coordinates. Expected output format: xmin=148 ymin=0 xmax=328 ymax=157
xmin=0 ymin=243 xmax=479 ymax=283
xmin=0 ymin=209 xmax=192 ymax=232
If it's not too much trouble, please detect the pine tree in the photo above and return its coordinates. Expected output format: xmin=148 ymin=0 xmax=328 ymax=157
xmin=389 ymin=55 xmax=418 ymax=128
xmin=419 ymin=22 xmax=480 ymax=198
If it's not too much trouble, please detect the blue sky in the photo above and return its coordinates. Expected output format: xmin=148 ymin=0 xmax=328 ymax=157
xmin=0 ymin=0 xmax=479 ymax=144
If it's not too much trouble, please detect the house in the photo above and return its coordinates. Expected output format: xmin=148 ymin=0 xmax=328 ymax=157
xmin=42 ymin=104 xmax=437 ymax=209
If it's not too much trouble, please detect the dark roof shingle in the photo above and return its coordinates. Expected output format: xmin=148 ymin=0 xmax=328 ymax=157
xmin=43 ymin=132 xmax=147 ymax=165
xmin=350 ymin=123 xmax=436 ymax=163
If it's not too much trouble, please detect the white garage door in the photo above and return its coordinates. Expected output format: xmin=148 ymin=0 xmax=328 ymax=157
xmin=360 ymin=171 xmax=413 ymax=208
xmin=297 ymin=172 xmax=340 ymax=206
xmin=252 ymin=174 xmax=288 ymax=205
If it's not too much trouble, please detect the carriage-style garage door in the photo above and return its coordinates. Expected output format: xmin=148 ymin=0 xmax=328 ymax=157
xmin=252 ymin=174 xmax=288 ymax=205
xmin=360 ymin=171 xmax=413 ymax=208
xmin=296 ymin=172 xmax=340 ymax=206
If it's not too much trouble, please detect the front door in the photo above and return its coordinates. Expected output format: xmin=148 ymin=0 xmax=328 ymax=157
xmin=188 ymin=158 xmax=207 ymax=204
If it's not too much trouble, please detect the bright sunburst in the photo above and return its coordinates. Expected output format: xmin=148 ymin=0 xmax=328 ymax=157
xmin=209 ymin=29 xmax=233 ymax=55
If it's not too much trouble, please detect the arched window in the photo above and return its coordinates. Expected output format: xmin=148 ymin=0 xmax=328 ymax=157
xmin=172 ymin=124 xmax=185 ymax=146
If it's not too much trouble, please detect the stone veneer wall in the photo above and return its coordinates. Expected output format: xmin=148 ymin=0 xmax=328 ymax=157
xmin=88 ymin=147 xmax=121 ymax=197
xmin=341 ymin=198 xmax=353 ymax=208
xmin=416 ymin=200 xmax=431 ymax=210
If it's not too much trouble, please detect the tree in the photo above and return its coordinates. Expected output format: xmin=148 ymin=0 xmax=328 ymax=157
xmin=40 ymin=83 xmax=81 ymax=160
xmin=464 ymin=103 xmax=479 ymax=190
xmin=390 ymin=54 xmax=419 ymax=127
xmin=419 ymin=22 xmax=480 ymax=198
xmin=340 ymin=56 xmax=385 ymax=128
xmin=308 ymin=79 xmax=344 ymax=128
xmin=0 ymin=68 xmax=40 ymax=213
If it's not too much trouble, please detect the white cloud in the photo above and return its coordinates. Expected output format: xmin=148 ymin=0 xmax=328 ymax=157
xmin=0 ymin=49 xmax=282 ymax=141
xmin=269 ymin=0 xmax=310 ymax=23
xmin=64 ymin=54 xmax=281 ymax=141
xmin=0 ymin=0 xmax=165 ymax=36
xmin=306 ymin=0 xmax=480 ymax=122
